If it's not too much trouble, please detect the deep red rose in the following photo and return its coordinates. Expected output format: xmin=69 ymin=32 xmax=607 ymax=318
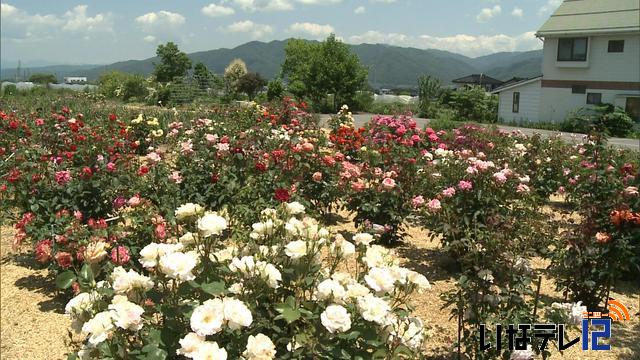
xmin=274 ymin=188 xmax=290 ymax=202
xmin=211 ymin=174 xmax=219 ymax=183
xmin=138 ymin=166 xmax=149 ymax=176
xmin=255 ymin=162 xmax=267 ymax=172
xmin=109 ymin=114 xmax=117 ymax=121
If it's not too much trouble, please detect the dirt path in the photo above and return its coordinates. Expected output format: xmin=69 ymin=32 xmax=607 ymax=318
xmin=1 ymin=226 xmax=74 ymax=360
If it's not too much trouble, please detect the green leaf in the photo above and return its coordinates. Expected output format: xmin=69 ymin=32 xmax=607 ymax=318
xmin=55 ymin=271 xmax=76 ymax=289
xmin=200 ymin=281 xmax=225 ymax=296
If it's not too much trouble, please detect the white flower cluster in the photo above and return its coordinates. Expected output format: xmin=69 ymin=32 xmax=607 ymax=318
xmin=80 ymin=295 xmax=145 ymax=347
xmin=190 ymin=297 xmax=253 ymax=336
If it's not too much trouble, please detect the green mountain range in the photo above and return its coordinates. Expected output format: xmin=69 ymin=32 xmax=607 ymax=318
xmin=2 ymin=39 xmax=542 ymax=88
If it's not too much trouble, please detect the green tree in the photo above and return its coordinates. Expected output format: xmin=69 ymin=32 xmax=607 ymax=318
xmin=237 ymin=72 xmax=266 ymax=100
xmin=28 ymin=73 xmax=57 ymax=84
xmin=98 ymin=71 xmax=148 ymax=102
xmin=266 ymin=78 xmax=285 ymax=101
xmin=153 ymin=42 xmax=192 ymax=83
xmin=417 ymin=74 xmax=442 ymax=118
xmin=282 ymin=34 xmax=368 ymax=111
xmin=447 ymin=86 xmax=498 ymax=123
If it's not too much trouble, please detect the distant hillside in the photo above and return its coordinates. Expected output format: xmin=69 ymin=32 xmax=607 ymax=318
xmin=2 ymin=40 xmax=543 ymax=88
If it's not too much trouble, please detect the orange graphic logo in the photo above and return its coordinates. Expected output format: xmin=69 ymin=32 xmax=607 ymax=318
xmin=607 ymin=299 xmax=631 ymax=322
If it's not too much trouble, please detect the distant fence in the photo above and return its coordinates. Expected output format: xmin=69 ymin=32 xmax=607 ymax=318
xmin=1 ymin=82 xmax=97 ymax=91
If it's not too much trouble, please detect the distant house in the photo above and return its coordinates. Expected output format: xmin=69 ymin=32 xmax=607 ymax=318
xmin=64 ymin=76 xmax=87 ymax=84
xmin=493 ymin=0 xmax=640 ymax=123
xmin=452 ymin=74 xmax=503 ymax=92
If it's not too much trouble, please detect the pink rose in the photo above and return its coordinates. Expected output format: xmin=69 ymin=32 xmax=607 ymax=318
xmin=458 ymin=180 xmax=473 ymax=191
xmin=169 ymin=171 xmax=183 ymax=184
xmin=55 ymin=252 xmax=73 ymax=269
xmin=412 ymin=196 xmax=425 ymax=208
xmin=312 ymin=172 xmax=323 ymax=182
xmin=427 ymin=199 xmax=441 ymax=212
xmin=110 ymin=246 xmax=130 ymax=265
xmin=106 ymin=162 xmax=116 ymax=172
xmin=351 ymin=180 xmax=366 ymax=192
xmin=442 ymin=187 xmax=456 ymax=197
xmin=54 ymin=170 xmax=72 ymax=185
xmin=382 ymin=177 xmax=396 ymax=190
xmin=35 ymin=239 xmax=53 ymax=263
xmin=128 ymin=195 xmax=141 ymax=207
xmin=516 ymin=184 xmax=530 ymax=193
xmin=205 ymin=134 xmax=217 ymax=143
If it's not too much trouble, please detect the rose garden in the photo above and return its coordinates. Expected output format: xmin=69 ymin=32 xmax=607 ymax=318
xmin=1 ymin=94 xmax=638 ymax=359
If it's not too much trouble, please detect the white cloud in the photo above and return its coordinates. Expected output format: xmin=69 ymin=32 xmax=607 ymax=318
xmin=232 ymin=0 xmax=294 ymax=11
xmin=511 ymin=7 xmax=523 ymax=18
xmin=143 ymin=35 xmax=157 ymax=43
xmin=0 ymin=3 xmax=110 ymax=41
xmin=476 ymin=5 xmax=501 ymax=23
xmin=297 ymin=0 xmax=342 ymax=4
xmin=135 ymin=11 xmax=185 ymax=30
xmin=224 ymin=20 xmax=274 ymax=38
xmin=289 ymin=22 xmax=334 ymax=38
xmin=348 ymin=30 xmax=541 ymax=57
xmin=62 ymin=5 xmax=113 ymax=33
xmin=201 ymin=3 xmax=235 ymax=17
xmin=354 ymin=6 xmax=366 ymax=14
xmin=370 ymin=0 xmax=397 ymax=3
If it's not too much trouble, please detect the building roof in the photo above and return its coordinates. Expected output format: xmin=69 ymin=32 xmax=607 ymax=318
xmin=537 ymin=0 xmax=640 ymax=37
xmin=491 ymin=76 xmax=542 ymax=94
xmin=451 ymin=74 xmax=503 ymax=85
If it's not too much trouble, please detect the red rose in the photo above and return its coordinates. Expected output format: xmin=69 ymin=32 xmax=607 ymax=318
xmin=255 ymin=162 xmax=268 ymax=172
xmin=55 ymin=252 xmax=73 ymax=269
xmin=138 ymin=166 xmax=149 ymax=176
xmin=109 ymin=114 xmax=117 ymax=121
xmin=211 ymin=174 xmax=219 ymax=183
xmin=274 ymin=188 xmax=290 ymax=202
xmin=35 ymin=239 xmax=53 ymax=263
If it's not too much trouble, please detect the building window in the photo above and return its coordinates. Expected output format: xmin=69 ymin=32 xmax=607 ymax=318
xmin=558 ymin=37 xmax=588 ymax=61
xmin=586 ymin=93 xmax=602 ymax=105
xmin=626 ymin=97 xmax=640 ymax=122
xmin=512 ymin=92 xmax=520 ymax=113
xmin=572 ymin=85 xmax=586 ymax=94
xmin=608 ymin=40 xmax=625 ymax=53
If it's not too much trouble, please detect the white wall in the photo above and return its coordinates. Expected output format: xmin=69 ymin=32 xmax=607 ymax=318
xmin=539 ymin=87 xmax=639 ymax=122
xmin=497 ymin=80 xmax=541 ymax=123
xmin=542 ymin=34 xmax=640 ymax=82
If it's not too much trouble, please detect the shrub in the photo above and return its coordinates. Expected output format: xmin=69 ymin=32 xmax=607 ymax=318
xmin=66 ymin=203 xmax=429 ymax=359
xmin=446 ymin=86 xmax=498 ymax=123
xmin=98 ymin=71 xmax=148 ymax=102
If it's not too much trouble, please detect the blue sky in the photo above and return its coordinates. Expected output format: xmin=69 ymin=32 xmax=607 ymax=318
xmin=1 ymin=0 xmax=562 ymax=66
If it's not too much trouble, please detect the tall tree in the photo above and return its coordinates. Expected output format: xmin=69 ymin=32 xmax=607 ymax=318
xmin=282 ymin=35 xmax=368 ymax=111
xmin=237 ymin=72 xmax=266 ymax=100
xmin=417 ymin=74 xmax=442 ymax=118
xmin=224 ymin=58 xmax=248 ymax=99
xmin=153 ymin=42 xmax=192 ymax=83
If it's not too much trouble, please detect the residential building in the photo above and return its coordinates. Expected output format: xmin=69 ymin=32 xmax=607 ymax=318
xmin=493 ymin=0 xmax=640 ymax=123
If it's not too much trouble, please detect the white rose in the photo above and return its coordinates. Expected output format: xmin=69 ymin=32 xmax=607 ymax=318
xmin=353 ymin=233 xmax=375 ymax=246
xmin=346 ymin=283 xmax=371 ymax=298
xmin=211 ymin=246 xmax=237 ymax=262
xmin=386 ymin=317 xmax=424 ymax=350
xmin=407 ymin=270 xmax=431 ymax=291
xmin=197 ymin=212 xmax=228 ymax=237
xmin=285 ymin=201 xmax=306 ymax=215
xmin=84 ymin=241 xmax=109 ymax=264
xmin=192 ymin=341 xmax=227 ymax=360
xmin=229 ymin=256 xmax=256 ymax=274
xmin=250 ymin=220 xmax=275 ymax=239
xmin=159 ymin=251 xmax=198 ymax=281
xmin=179 ymin=232 xmax=197 ymax=245
xmin=82 ymin=311 xmax=114 ymax=346
xmin=316 ymin=279 xmax=346 ymax=303
xmin=284 ymin=240 xmax=307 ymax=259
xmin=177 ymin=332 xmax=204 ymax=358
xmin=256 ymin=262 xmax=282 ymax=289
xmin=330 ymin=236 xmax=355 ymax=257
xmin=175 ymin=203 xmax=204 ymax=220
xmin=228 ymin=282 xmax=244 ymax=294
xmin=111 ymin=267 xmax=154 ymax=296
xmin=223 ymin=298 xmax=253 ymax=330
xmin=365 ymin=267 xmax=396 ymax=294
xmin=65 ymin=291 xmax=99 ymax=333
xmin=243 ymin=333 xmax=277 ymax=360
xmin=108 ymin=295 xmax=144 ymax=331
xmin=321 ymin=304 xmax=351 ymax=333
xmin=190 ymin=299 xmax=225 ymax=336
xmin=139 ymin=243 xmax=183 ymax=268
xmin=357 ymin=294 xmax=390 ymax=324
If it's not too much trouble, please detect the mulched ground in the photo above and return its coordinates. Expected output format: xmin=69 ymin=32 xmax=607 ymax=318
xmin=1 ymin=215 xmax=638 ymax=359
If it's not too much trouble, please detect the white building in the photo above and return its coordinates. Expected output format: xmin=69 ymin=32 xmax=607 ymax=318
xmin=493 ymin=0 xmax=640 ymax=123
xmin=63 ymin=76 xmax=87 ymax=84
